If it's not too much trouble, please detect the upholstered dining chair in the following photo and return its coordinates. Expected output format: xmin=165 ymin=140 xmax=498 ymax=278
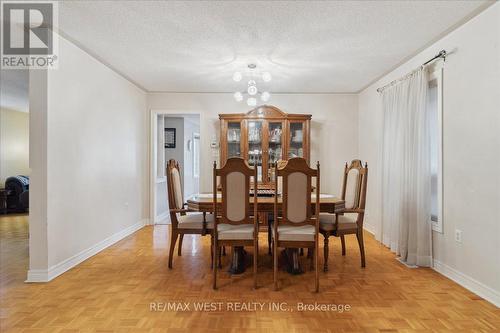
xmin=213 ymin=157 xmax=258 ymax=289
xmin=272 ymin=158 xmax=320 ymax=292
xmin=319 ymin=160 xmax=368 ymax=271
xmin=266 ymin=159 xmax=288 ymax=255
xmin=166 ymin=159 xmax=214 ymax=269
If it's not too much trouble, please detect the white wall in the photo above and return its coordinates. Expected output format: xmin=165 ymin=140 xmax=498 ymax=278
xmin=0 ymin=108 xmax=30 ymax=185
xmin=28 ymin=33 xmax=149 ymax=279
xmin=358 ymin=3 xmax=500 ymax=305
xmin=149 ymin=93 xmax=359 ymax=195
xmin=183 ymin=116 xmax=200 ymax=199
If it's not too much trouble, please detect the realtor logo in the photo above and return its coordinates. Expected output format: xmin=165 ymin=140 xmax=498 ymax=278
xmin=1 ymin=1 xmax=58 ymax=68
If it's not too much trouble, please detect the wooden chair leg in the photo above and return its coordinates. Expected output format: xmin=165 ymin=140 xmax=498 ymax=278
xmin=315 ymin=241 xmax=319 ymax=293
xmin=168 ymin=231 xmax=178 ymax=269
xmin=267 ymin=221 xmax=272 ymax=255
xmin=210 ymin=235 xmax=214 ymax=269
xmin=177 ymin=234 xmax=184 ymax=256
xmin=309 ymin=247 xmax=314 ymax=270
xmin=356 ymin=229 xmax=366 ymax=268
xmin=213 ymin=243 xmax=218 ymax=290
xmin=253 ymin=240 xmax=258 ymax=289
xmin=341 ymin=235 xmax=346 ymax=256
xmin=273 ymin=238 xmax=278 ymax=291
xmin=218 ymin=246 xmax=222 ymax=269
xmin=323 ymin=235 xmax=329 ymax=272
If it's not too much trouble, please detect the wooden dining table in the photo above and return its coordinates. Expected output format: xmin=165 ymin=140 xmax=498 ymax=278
xmin=187 ymin=193 xmax=345 ymax=274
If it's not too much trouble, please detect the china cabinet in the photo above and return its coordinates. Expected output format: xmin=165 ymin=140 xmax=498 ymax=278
xmin=219 ymin=105 xmax=311 ymax=187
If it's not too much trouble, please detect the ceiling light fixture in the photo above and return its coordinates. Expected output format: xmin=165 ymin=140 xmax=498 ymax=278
xmin=232 ymin=64 xmax=272 ymax=106
xmin=248 ymin=85 xmax=258 ymax=96
xmin=232 ymin=72 xmax=242 ymax=82
xmin=247 ymin=97 xmax=257 ymax=107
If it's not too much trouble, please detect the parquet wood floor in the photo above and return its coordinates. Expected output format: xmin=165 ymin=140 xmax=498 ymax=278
xmin=1 ymin=215 xmax=499 ymax=332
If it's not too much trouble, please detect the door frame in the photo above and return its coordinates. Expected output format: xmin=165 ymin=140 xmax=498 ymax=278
xmin=149 ymin=109 xmax=203 ymax=224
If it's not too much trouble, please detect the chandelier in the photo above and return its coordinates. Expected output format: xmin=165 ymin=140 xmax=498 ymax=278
xmin=232 ymin=63 xmax=271 ymax=107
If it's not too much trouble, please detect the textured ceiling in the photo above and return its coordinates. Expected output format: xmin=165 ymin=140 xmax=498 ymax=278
xmin=58 ymin=1 xmax=490 ymax=93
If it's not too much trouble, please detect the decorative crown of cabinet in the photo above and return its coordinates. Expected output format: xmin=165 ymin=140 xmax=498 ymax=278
xmin=219 ymin=105 xmax=311 ymax=186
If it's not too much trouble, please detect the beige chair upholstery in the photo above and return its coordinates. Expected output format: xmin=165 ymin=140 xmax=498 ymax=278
xmin=274 ymin=225 xmax=315 ymax=241
xmin=171 ymin=168 xmax=184 ymax=209
xmin=275 ymin=160 xmax=287 ymax=195
xmin=286 ymin=172 xmax=308 ymax=223
xmin=177 ymin=213 xmax=214 ymax=229
xmin=319 ymin=213 xmax=357 ymax=231
xmin=344 ymin=168 xmax=360 ymax=209
xmin=319 ymin=213 xmax=335 ymax=230
xmin=277 ymin=172 xmax=283 ymax=195
xmin=225 ymin=171 xmax=246 ymax=222
xmin=217 ymin=223 xmax=254 ymax=240
xmin=278 ymin=171 xmax=312 ymax=241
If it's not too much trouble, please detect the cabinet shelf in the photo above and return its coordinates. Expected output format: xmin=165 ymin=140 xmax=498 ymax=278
xmin=220 ymin=105 xmax=310 ymax=186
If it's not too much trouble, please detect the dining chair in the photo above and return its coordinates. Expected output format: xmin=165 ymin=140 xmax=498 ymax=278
xmin=319 ymin=160 xmax=368 ymax=271
xmin=166 ymin=159 xmax=213 ymax=269
xmin=273 ymin=157 xmax=320 ymax=292
xmin=213 ymin=157 xmax=258 ymax=289
xmin=266 ymin=159 xmax=288 ymax=255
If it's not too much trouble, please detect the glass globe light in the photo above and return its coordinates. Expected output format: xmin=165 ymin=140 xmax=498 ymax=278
xmin=232 ymin=72 xmax=242 ymax=82
xmin=247 ymin=85 xmax=258 ymax=96
xmin=233 ymin=91 xmax=243 ymax=102
xmin=261 ymin=91 xmax=270 ymax=102
xmin=247 ymin=97 xmax=257 ymax=107
xmin=262 ymin=72 xmax=272 ymax=82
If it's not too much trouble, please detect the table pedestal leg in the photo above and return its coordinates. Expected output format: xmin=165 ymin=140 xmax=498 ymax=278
xmin=228 ymin=246 xmax=246 ymax=274
xmin=283 ymin=248 xmax=303 ymax=275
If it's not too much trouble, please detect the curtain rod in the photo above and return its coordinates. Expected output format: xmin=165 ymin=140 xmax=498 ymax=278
xmin=377 ymin=50 xmax=447 ymax=93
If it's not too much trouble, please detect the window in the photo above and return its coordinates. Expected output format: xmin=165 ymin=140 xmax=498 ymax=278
xmin=428 ymin=65 xmax=443 ymax=233
xmin=193 ymin=133 xmax=200 ymax=178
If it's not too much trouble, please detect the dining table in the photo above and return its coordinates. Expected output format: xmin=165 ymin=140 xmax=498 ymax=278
xmin=187 ymin=193 xmax=345 ymax=275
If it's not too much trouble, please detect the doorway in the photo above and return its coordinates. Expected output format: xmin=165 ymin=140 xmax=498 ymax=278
xmin=0 ymin=68 xmax=30 ymax=285
xmin=151 ymin=112 xmax=201 ymax=224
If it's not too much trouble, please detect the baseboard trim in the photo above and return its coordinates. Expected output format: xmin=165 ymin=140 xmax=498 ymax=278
xmin=154 ymin=211 xmax=169 ymax=224
xmin=433 ymin=259 xmax=500 ymax=307
xmin=363 ymin=223 xmax=375 ymax=236
xmin=26 ymin=219 xmax=148 ymax=283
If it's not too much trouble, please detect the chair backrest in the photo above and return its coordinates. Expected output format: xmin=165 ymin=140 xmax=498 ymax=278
xmin=275 ymin=158 xmax=320 ymax=226
xmin=213 ymin=157 xmax=257 ymax=225
xmin=341 ymin=160 xmax=368 ymax=211
xmin=166 ymin=159 xmax=184 ymax=211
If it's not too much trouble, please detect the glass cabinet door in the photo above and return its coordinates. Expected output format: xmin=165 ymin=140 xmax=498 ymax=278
xmin=226 ymin=122 xmax=241 ymax=158
xmin=247 ymin=120 xmax=263 ymax=182
xmin=268 ymin=121 xmax=284 ymax=183
xmin=268 ymin=122 xmax=284 ymax=164
xmin=289 ymin=122 xmax=304 ymax=158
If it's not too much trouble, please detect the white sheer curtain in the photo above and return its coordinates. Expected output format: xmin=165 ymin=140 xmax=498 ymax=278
xmin=379 ymin=68 xmax=432 ymax=267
